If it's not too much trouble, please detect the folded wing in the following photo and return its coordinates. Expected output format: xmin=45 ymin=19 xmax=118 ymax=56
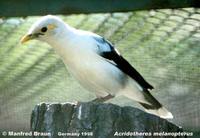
xmin=93 ymin=36 xmax=154 ymax=91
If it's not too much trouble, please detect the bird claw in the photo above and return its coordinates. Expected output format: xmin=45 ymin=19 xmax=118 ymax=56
xmin=91 ymin=94 xmax=114 ymax=103
xmin=91 ymin=98 xmax=104 ymax=103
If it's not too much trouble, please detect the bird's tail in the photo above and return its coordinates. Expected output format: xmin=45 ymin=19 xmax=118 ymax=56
xmin=139 ymin=91 xmax=173 ymax=119
xmin=143 ymin=106 xmax=173 ymax=119
xmin=121 ymin=79 xmax=173 ymax=119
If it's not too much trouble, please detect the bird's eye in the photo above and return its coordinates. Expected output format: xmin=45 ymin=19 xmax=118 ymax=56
xmin=41 ymin=27 xmax=47 ymax=32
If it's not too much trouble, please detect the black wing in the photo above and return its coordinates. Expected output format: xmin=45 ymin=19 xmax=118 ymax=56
xmin=94 ymin=36 xmax=154 ymax=90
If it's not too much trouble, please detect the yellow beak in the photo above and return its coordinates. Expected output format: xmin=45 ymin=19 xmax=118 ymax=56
xmin=20 ymin=34 xmax=32 ymax=44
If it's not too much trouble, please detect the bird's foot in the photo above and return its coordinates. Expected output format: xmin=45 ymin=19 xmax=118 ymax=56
xmin=91 ymin=94 xmax=114 ymax=103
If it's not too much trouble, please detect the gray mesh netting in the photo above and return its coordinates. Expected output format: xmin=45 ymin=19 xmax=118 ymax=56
xmin=0 ymin=8 xmax=199 ymax=134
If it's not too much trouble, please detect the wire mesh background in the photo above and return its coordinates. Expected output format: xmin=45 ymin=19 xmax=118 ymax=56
xmin=0 ymin=8 xmax=199 ymax=135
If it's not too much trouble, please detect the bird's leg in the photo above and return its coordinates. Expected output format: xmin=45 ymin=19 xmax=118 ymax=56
xmin=92 ymin=94 xmax=114 ymax=103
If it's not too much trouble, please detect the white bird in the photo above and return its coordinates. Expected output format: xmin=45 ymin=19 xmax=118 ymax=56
xmin=21 ymin=15 xmax=173 ymax=119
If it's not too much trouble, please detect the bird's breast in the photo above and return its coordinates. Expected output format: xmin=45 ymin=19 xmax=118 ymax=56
xmin=52 ymin=42 xmax=126 ymax=95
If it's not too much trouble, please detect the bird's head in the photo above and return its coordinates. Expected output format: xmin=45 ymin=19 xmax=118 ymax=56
xmin=21 ymin=15 xmax=65 ymax=44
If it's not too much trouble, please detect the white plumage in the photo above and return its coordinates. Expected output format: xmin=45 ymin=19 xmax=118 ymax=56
xmin=21 ymin=15 xmax=173 ymax=119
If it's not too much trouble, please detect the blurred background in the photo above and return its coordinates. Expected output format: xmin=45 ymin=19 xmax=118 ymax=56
xmin=0 ymin=1 xmax=200 ymax=137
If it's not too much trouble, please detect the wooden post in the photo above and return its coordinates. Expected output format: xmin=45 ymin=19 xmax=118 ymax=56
xmin=31 ymin=102 xmax=186 ymax=138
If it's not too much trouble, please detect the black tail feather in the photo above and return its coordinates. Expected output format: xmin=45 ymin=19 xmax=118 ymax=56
xmin=140 ymin=90 xmax=162 ymax=110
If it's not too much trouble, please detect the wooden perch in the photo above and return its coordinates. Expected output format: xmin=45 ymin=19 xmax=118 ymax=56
xmin=31 ymin=102 xmax=186 ymax=138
